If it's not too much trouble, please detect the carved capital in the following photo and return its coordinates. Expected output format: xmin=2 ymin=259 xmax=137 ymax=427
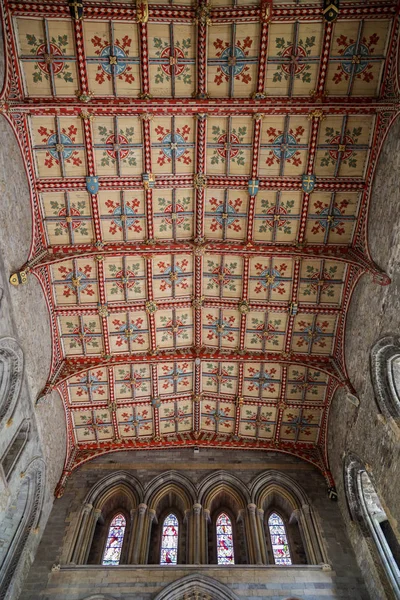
xmin=193 ymin=503 xmax=202 ymax=515
xmin=195 ymin=3 xmax=211 ymax=25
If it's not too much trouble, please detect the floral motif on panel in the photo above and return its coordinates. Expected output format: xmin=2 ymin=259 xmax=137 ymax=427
xmin=253 ymin=262 xmax=289 ymax=296
xmin=296 ymin=320 xmax=330 ymax=349
xmin=204 ymin=364 xmax=236 ymax=390
xmin=57 ymin=264 xmax=95 ymax=299
xmin=91 ymin=35 xmax=136 ymax=85
xmin=157 ymin=259 xmax=191 ymax=292
xmin=203 ymin=405 xmax=234 ymax=429
xmin=210 ymin=125 xmax=247 ymax=166
xmin=208 ymin=196 xmax=244 ymax=233
xmin=156 ymin=196 xmax=192 ymax=233
xmin=25 ymin=33 xmax=74 ymax=83
xmin=47 ymin=198 xmax=89 ymax=238
xmin=320 ymin=126 xmax=363 ymax=169
xmin=310 ymin=198 xmax=351 ymax=237
xmin=159 ymin=313 xmax=191 ymax=343
xmin=153 ymin=37 xmax=192 ymax=85
xmin=249 ymin=317 xmax=283 ymax=347
xmin=96 ymin=125 xmax=138 ymax=167
xmin=246 ymin=366 xmax=277 ymax=393
xmin=107 ymin=262 xmax=143 ymax=295
xmin=243 ymin=409 xmax=274 ymax=433
xmin=119 ymin=367 xmax=149 ymax=394
xmin=111 ymin=317 xmax=147 ymax=347
xmin=120 ymin=409 xmax=151 ymax=433
xmin=213 ymin=37 xmax=254 ymax=86
xmin=103 ymin=197 xmax=144 ymax=236
xmin=302 ymin=264 xmax=339 ymax=298
xmin=263 ymin=126 xmax=305 ymax=168
xmin=154 ymin=124 xmax=192 ymax=166
xmin=333 ymin=33 xmax=380 ymax=85
xmin=257 ymin=197 xmax=296 ymax=235
xmin=37 ymin=124 xmax=82 ymax=168
xmin=273 ymin=36 xmax=316 ymax=83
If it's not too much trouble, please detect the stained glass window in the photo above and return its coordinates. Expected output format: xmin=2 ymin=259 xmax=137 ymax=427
xmin=216 ymin=512 xmax=235 ymax=564
xmin=268 ymin=512 xmax=292 ymax=565
xmin=102 ymin=513 xmax=126 ymax=565
xmin=160 ymin=513 xmax=179 ymax=565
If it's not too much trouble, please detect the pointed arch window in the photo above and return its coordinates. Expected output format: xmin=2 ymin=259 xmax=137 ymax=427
xmin=216 ymin=512 xmax=235 ymax=565
xmin=160 ymin=513 xmax=179 ymax=565
xmin=268 ymin=512 xmax=292 ymax=565
xmin=102 ymin=513 xmax=126 ymax=566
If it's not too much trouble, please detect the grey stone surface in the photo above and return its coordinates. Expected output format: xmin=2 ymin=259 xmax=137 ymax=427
xmin=0 ymin=26 xmax=66 ymax=600
xmin=19 ymin=449 xmax=369 ymax=600
xmin=328 ymin=115 xmax=400 ymax=600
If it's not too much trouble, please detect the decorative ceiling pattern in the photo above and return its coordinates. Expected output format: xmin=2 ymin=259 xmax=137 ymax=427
xmin=1 ymin=0 xmax=399 ymax=497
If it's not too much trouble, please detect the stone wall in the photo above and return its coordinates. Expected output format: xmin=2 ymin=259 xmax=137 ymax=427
xmin=20 ymin=449 xmax=369 ymax=600
xmin=0 ymin=27 xmax=67 ymax=599
xmin=328 ymin=115 xmax=400 ymax=600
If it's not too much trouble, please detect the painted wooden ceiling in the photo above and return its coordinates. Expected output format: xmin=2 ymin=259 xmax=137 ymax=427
xmin=1 ymin=0 xmax=399 ymax=496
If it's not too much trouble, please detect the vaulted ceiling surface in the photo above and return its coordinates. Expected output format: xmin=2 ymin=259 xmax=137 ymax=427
xmin=1 ymin=0 xmax=399 ymax=496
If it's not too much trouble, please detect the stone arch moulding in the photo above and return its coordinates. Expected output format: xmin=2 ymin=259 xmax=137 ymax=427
xmin=0 ymin=337 xmax=24 ymax=428
xmin=0 ymin=457 xmax=46 ymax=600
xmin=153 ymin=574 xmax=240 ymax=600
xmin=198 ymin=471 xmax=251 ymax=509
xmin=144 ymin=470 xmax=197 ymax=509
xmin=370 ymin=335 xmax=400 ymax=423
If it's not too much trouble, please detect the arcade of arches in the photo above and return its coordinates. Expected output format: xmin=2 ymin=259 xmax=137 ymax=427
xmin=0 ymin=1 xmax=399 ymax=599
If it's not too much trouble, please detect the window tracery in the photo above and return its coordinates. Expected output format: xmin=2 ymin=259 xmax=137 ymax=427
xmin=102 ymin=513 xmax=126 ymax=566
xmin=267 ymin=512 xmax=292 ymax=565
xmin=345 ymin=453 xmax=400 ymax=598
xmin=160 ymin=513 xmax=179 ymax=565
xmin=216 ymin=512 xmax=235 ymax=565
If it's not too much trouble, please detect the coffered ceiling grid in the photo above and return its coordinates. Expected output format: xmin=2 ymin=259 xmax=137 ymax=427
xmin=1 ymin=0 xmax=399 ymax=497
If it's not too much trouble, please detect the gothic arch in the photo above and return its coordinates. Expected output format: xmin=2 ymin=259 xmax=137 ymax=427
xmin=68 ymin=471 xmax=142 ymax=565
xmin=198 ymin=471 xmax=250 ymax=510
xmin=83 ymin=470 xmax=143 ymax=508
xmin=251 ymin=470 xmax=310 ymax=510
xmin=144 ymin=471 xmax=196 ymax=510
xmin=0 ymin=338 xmax=23 ymax=428
xmin=153 ymin=574 xmax=240 ymax=600
xmin=370 ymin=335 xmax=400 ymax=423
xmin=198 ymin=471 xmax=250 ymax=565
xmin=0 ymin=457 xmax=45 ymax=600
xmin=145 ymin=472 xmax=196 ymax=565
xmin=251 ymin=470 xmax=327 ymax=565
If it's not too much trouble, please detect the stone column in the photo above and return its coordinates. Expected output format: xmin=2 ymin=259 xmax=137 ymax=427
xmin=203 ymin=508 xmax=210 ymax=564
xmin=81 ymin=507 xmax=102 ymax=564
xmin=193 ymin=503 xmax=202 ymax=565
xmin=257 ymin=507 xmax=268 ymax=564
xmin=131 ymin=503 xmax=147 ymax=564
xmin=69 ymin=503 xmax=93 ymax=564
xmin=142 ymin=508 xmax=156 ymax=564
xmin=127 ymin=507 xmax=138 ymax=563
xmin=247 ymin=503 xmax=263 ymax=564
xmin=291 ymin=504 xmax=324 ymax=565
